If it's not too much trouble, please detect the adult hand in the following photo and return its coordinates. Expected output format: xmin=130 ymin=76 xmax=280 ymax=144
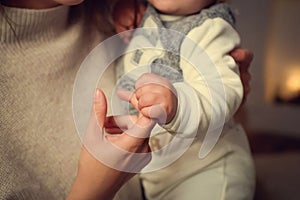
xmin=93 ymin=89 xmax=154 ymax=153
xmin=230 ymin=48 xmax=253 ymax=106
xmin=67 ymin=89 xmax=155 ymax=200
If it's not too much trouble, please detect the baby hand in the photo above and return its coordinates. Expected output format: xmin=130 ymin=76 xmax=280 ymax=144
xmin=112 ymin=0 xmax=146 ymax=43
xmin=118 ymin=73 xmax=178 ymax=125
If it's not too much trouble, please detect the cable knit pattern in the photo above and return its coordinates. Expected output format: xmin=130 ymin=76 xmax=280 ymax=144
xmin=0 ymin=5 xmax=105 ymax=199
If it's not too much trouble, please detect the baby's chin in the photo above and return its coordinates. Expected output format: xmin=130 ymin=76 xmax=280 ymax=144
xmin=54 ymin=0 xmax=85 ymax=6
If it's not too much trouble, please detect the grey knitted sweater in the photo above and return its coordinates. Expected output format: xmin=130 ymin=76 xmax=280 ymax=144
xmin=0 ymin=5 xmax=105 ymax=199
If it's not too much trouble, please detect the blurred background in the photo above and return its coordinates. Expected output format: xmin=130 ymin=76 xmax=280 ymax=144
xmin=230 ymin=0 xmax=300 ymax=199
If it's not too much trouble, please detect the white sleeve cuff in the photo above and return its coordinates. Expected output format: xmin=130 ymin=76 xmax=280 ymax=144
xmin=163 ymin=82 xmax=200 ymax=138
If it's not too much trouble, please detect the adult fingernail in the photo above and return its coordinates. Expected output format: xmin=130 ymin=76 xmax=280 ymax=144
xmin=94 ymin=89 xmax=100 ymax=99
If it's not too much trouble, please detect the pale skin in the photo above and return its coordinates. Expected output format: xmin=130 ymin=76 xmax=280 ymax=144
xmin=75 ymin=0 xmax=254 ymax=198
xmin=148 ymin=0 xmax=217 ymax=15
xmin=2 ymin=0 xmax=156 ymax=199
xmin=113 ymin=0 xmax=253 ymax=125
xmin=3 ymin=0 xmax=253 ymax=199
xmin=113 ymin=0 xmax=217 ymax=42
xmin=115 ymin=50 xmax=254 ymax=125
xmin=67 ymin=89 xmax=155 ymax=200
xmin=0 ymin=0 xmax=84 ymax=9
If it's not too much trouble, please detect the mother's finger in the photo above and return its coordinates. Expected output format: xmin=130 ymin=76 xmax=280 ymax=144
xmin=93 ymin=89 xmax=107 ymax=127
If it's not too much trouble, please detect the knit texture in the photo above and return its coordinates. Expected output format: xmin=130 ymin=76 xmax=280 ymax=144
xmin=0 ymin=5 xmax=105 ymax=199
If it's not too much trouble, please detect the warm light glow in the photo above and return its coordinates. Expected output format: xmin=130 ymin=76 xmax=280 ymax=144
xmin=286 ymin=75 xmax=300 ymax=92
xmin=279 ymin=66 xmax=300 ymax=100
xmin=264 ymin=0 xmax=300 ymax=104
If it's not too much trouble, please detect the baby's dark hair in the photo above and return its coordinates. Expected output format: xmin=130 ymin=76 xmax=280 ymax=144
xmin=79 ymin=0 xmax=116 ymax=36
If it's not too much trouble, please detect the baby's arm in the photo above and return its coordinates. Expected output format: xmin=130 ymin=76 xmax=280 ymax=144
xmin=164 ymin=17 xmax=243 ymax=137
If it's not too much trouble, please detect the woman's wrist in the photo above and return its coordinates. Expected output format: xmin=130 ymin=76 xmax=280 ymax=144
xmin=67 ymin=148 xmax=129 ymax=200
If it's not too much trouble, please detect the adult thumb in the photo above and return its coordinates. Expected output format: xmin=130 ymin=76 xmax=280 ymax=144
xmin=93 ymin=89 xmax=107 ymax=128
